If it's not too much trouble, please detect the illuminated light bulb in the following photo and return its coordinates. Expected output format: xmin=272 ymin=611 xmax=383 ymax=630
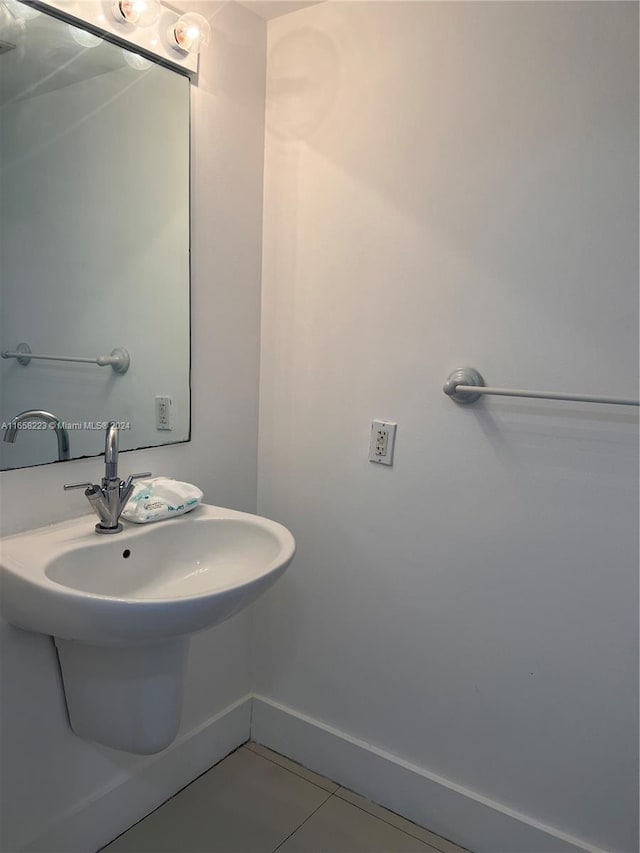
xmin=122 ymin=48 xmax=152 ymax=70
xmin=68 ymin=24 xmax=102 ymax=47
xmin=111 ymin=0 xmax=160 ymax=27
xmin=169 ymin=12 xmax=211 ymax=54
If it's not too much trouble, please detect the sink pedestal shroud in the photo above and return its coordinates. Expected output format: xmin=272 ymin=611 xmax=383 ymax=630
xmin=55 ymin=636 xmax=190 ymax=754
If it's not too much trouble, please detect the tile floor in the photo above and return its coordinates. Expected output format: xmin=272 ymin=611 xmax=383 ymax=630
xmin=102 ymin=742 xmax=468 ymax=853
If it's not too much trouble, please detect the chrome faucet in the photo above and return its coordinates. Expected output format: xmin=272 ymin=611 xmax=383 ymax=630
xmin=64 ymin=422 xmax=150 ymax=534
xmin=3 ymin=409 xmax=70 ymax=461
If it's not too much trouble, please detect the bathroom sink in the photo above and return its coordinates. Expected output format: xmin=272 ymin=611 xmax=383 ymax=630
xmin=0 ymin=503 xmax=295 ymax=645
xmin=0 ymin=504 xmax=295 ymax=753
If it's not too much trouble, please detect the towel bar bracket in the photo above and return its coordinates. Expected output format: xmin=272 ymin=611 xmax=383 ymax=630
xmin=442 ymin=367 xmax=485 ymax=404
xmin=13 ymin=342 xmax=32 ymax=367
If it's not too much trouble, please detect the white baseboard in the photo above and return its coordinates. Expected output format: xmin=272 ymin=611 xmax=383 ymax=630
xmin=251 ymin=695 xmax=607 ymax=853
xmin=21 ymin=695 xmax=252 ymax=853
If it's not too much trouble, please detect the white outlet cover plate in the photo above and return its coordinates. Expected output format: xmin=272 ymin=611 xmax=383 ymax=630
xmin=156 ymin=395 xmax=172 ymax=430
xmin=369 ymin=420 xmax=397 ymax=466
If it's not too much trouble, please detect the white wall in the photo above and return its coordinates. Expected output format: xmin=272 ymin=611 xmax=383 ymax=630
xmin=0 ymin=2 xmax=266 ymax=849
xmin=255 ymin=3 xmax=639 ymax=853
xmin=0 ymin=48 xmax=190 ymax=469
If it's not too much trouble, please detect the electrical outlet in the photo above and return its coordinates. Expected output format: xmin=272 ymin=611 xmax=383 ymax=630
xmin=375 ymin=429 xmax=388 ymax=456
xmin=156 ymin=395 xmax=172 ymax=430
xmin=369 ymin=420 xmax=397 ymax=466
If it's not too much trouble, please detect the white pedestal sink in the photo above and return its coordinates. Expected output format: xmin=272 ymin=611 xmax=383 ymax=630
xmin=0 ymin=504 xmax=295 ymax=753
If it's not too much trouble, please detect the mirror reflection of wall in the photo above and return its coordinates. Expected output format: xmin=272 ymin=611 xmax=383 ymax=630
xmin=0 ymin=3 xmax=191 ymax=471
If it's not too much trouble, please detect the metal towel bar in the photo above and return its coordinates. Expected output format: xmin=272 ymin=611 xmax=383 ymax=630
xmin=1 ymin=343 xmax=130 ymax=374
xmin=443 ymin=367 xmax=639 ymax=407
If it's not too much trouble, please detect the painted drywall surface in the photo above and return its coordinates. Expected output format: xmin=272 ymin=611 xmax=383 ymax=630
xmin=254 ymin=3 xmax=639 ymax=852
xmin=0 ymin=2 xmax=266 ymax=849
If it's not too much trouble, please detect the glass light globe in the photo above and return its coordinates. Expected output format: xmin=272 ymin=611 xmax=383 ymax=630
xmin=112 ymin=0 xmax=161 ymax=27
xmin=68 ymin=25 xmax=102 ymax=48
xmin=170 ymin=12 xmax=211 ymax=54
xmin=122 ymin=48 xmax=152 ymax=70
xmin=4 ymin=0 xmax=40 ymax=21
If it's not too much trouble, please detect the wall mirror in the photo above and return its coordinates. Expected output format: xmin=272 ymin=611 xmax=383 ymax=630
xmin=0 ymin=0 xmax=191 ymax=471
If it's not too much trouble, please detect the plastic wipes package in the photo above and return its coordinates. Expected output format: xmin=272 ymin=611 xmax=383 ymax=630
xmin=121 ymin=477 xmax=203 ymax=524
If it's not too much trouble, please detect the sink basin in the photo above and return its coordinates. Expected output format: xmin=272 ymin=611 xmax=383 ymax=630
xmin=0 ymin=504 xmax=295 ymax=753
xmin=1 ymin=503 xmax=295 ymax=645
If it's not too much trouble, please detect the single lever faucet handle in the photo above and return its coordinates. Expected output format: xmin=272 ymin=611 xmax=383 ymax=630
xmin=63 ymin=482 xmax=95 ymax=491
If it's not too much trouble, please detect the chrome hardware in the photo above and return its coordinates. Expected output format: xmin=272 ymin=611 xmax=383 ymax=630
xmin=1 ymin=342 xmax=130 ymax=374
xmin=63 ymin=422 xmax=151 ymax=534
xmin=3 ymin=410 xmax=70 ymax=461
xmin=443 ymin=367 xmax=640 ymax=408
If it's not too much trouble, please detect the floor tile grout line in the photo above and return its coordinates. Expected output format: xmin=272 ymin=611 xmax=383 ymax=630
xmin=332 ymin=794 xmax=445 ymax=852
xmin=96 ymin=741 xmax=251 ymax=852
xmin=246 ymin=745 xmax=461 ymax=853
xmin=270 ymin=791 xmax=337 ymax=853
xmin=243 ymin=743 xmax=338 ymax=795
xmin=333 ymin=789 xmax=460 ymax=853
xmin=102 ymin=741 xmax=465 ymax=853
xmin=245 ymin=741 xmax=465 ymax=853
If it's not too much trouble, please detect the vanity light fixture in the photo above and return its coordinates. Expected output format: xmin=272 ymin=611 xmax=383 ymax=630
xmin=169 ymin=12 xmax=210 ymax=54
xmin=111 ymin=0 xmax=160 ymax=27
xmin=7 ymin=1 xmax=211 ymax=66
